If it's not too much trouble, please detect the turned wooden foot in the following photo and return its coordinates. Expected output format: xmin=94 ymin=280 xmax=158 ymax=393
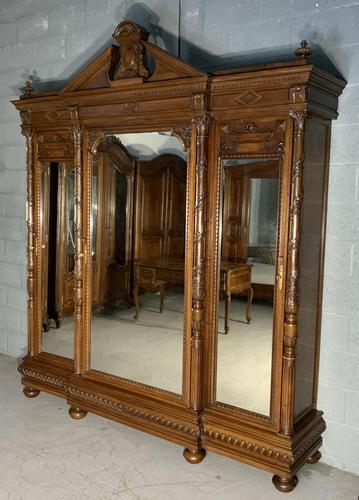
xmin=307 ymin=450 xmax=321 ymax=464
xmin=183 ymin=448 xmax=206 ymax=464
xmin=272 ymin=475 xmax=298 ymax=492
xmin=68 ymin=406 xmax=87 ymax=420
xmin=23 ymin=386 xmax=40 ymax=398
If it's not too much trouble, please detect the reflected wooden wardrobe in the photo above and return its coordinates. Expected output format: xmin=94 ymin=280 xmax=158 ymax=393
xmin=13 ymin=20 xmax=346 ymax=493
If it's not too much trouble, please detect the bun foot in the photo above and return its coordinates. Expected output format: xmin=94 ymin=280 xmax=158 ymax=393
xmin=307 ymin=450 xmax=321 ymax=464
xmin=69 ymin=406 xmax=87 ymax=420
xmin=183 ymin=448 xmax=206 ymax=464
xmin=272 ymin=475 xmax=298 ymax=492
xmin=23 ymin=386 xmax=40 ymax=398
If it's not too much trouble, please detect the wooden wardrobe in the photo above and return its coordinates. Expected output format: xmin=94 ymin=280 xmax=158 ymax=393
xmin=14 ymin=20 xmax=346 ymax=493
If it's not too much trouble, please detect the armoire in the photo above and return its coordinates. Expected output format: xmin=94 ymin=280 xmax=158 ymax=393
xmin=13 ymin=21 xmax=346 ymax=492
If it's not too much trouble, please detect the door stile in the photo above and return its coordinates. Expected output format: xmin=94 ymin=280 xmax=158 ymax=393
xmin=203 ymin=120 xmax=221 ymax=408
xmin=182 ymin=125 xmax=196 ymax=407
xmin=84 ymin=130 xmax=105 ymax=373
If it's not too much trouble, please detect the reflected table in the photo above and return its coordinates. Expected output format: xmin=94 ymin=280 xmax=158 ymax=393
xmin=133 ymin=258 xmax=253 ymax=334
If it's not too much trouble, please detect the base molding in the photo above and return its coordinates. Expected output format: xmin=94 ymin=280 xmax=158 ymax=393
xmin=18 ymin=356 xmax=326 ymax=492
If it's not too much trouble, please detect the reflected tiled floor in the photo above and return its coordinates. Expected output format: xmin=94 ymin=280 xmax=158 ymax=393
xmin=1 ymin=354 xmax=359 ymax=499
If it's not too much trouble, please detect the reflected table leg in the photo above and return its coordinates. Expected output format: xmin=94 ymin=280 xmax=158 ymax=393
xmin=224 ymin=292 xmax=231 ymax=334
xmin=246 ymin=286 xmax=254 ymax=324
xmin=134 ymin=286 xmax=140 ymax=320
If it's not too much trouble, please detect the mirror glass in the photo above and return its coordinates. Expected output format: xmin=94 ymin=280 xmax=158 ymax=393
xmin=90 ymin=132 xmax=187 ymax=395
xmin=216 ymin=158 xmax=279 ymax=415
xmin=41 ymin=162 xmax=75 ymax=357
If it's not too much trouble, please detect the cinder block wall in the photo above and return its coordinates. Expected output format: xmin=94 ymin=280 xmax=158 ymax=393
xmin=0 ymin=0 xmax=358 ymax=475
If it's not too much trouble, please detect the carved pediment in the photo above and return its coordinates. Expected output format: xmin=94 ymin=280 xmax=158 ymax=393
xmin=62 ymin=19 xmax=205 ymax=94
xmin=37 ymin=132 xmax=74 ymax=160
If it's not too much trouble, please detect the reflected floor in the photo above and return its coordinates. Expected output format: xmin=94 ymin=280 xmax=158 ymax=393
xmin=42 ymin=291 xmax=273 ymax=414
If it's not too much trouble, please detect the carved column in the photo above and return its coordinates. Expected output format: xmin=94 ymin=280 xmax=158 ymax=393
xmin=21 ymin=110 xmax=36 ymax=356
xmin=70 ymin=106 xmax=84 ymax=375
xmin=280 ymin=110 xmax=306 ymax=435
xmin=190 ymin=113 xmax=210 ymax=412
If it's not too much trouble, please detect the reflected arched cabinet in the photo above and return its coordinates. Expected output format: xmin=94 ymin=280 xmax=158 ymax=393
xmin=13 ymin=21 xmax=346 ymax=492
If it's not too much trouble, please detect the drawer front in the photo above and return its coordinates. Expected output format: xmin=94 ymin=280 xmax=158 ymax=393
xmin=156 ymin=269 xmax=184 ymax=283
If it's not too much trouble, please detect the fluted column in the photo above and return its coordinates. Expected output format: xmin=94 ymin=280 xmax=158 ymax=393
xmin=21 ymin=110 xmax=36 ymax=356
xmin=190 ymin=112 xmax=210 ymax=411
xmin=280 ymin=110 xmax=306 ymax=435
xmin=69 ymin=106 xmax=84 ymax=375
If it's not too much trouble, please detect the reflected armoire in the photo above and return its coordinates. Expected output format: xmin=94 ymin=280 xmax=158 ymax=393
xmin=13 ymin=21 xmax=346 ymax=492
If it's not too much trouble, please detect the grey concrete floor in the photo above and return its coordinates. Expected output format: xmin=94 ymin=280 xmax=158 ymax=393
xmin=1 ymin=354 xmax=359 ymax=499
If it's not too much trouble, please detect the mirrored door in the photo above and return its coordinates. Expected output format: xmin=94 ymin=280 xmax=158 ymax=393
xmin=216 ymin=158 xmax=280 ymax=416
xmin=89 ymin=132 xmax=188 ymax=395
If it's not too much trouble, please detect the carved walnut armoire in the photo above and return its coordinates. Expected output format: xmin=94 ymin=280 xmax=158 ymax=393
xmin=13 ymin=21 xmax=346 ymax=492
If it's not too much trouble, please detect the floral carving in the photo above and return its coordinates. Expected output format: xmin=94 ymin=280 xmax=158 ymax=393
xmin=171 ymin=126 xmax=192 ymax=150
xmin=286 ymin=270 xmax=299 ymax=314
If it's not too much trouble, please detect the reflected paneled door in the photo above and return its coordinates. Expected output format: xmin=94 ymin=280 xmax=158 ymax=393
xmin=90 ymin=133 xmax=187 ymax=395
xmin=216 ymin=159 xmax=280 ymax=416
xmin=40 ymin=162 xmax=75 ymax=358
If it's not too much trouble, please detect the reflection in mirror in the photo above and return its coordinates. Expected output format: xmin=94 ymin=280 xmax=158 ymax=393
xmin=90 ymin=132 xmax=187 ymax=394
xmin=41 ymin=162 xmax=75 ymax=357
xmin=216 ymin=158 xmax=279 ymax=415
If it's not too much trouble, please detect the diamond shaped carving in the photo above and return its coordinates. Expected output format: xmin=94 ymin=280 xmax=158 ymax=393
xmin=235 ymin=90 xmax=263 ymax=106
xmin=44 ymin=110 xmax=60 ymax=122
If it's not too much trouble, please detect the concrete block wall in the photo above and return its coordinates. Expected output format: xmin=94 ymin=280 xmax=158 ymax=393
xmin=0 ymin=0 xmax=358 ymax=476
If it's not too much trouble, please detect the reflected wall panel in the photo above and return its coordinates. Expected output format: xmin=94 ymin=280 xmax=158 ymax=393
xmin=295 ymin=119 xmax=330 ymax=418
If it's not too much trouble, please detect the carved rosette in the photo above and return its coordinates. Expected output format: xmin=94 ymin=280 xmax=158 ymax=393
xmin=20 ymin=110 xmax=36 ymax=355
xmin=69 ymin=106 xmax=84 ymax=374
xmin=190 ymin=112 xmax=210 ymax=412
xmin=281 ymin=110 xmax=306 ymax=436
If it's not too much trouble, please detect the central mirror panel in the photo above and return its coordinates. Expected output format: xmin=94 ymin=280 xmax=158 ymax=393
xmin=90 ymin=132 xmax=187 ymax=395
xmin=216 ymin=158 xmax=279 ymax=416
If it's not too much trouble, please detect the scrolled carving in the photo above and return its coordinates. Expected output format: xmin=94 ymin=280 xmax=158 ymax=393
xmin=193 ymin=113 xmax=211 ymax=145
xmin=171 ymin=126 xmax=192 ymax=150
xmin=87 ymin=130 xmax=104 ymax=154
xmin=112 ymin=20 xmax=149 ymax=80
xmin=290 ymin=85 xmax=306 ymax=103
xmin=289 ymin=110 xmax=305 ymax=137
